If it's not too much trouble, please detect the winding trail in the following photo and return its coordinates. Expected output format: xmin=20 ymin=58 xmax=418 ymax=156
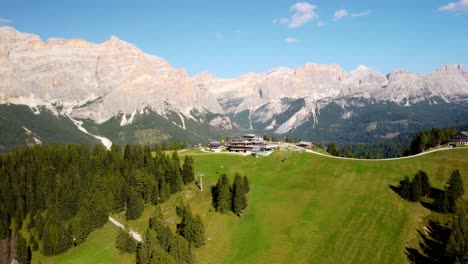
xmin=302 ymin=146 xmax=458 ymax=161
xmin=199 ymin=144 xmax=461 ymax=161
xmin=108 ymin=216 xmax=142 ymax=242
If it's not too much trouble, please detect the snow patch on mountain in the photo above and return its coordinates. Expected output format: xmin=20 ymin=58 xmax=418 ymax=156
xmin=67 ymin=115 xmax=112 ymax=150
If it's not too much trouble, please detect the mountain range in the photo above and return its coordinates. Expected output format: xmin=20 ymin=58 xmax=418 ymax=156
xmin=1 ymin=26 xmax=467 ymax=150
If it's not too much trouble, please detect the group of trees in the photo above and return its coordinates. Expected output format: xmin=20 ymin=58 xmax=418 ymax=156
xmin=212 ymin=173 xmax=250 ymax=216
xmin=404 ymin=127 xmax=458 ymax=156
xmin=0 ymin=143 xmax=195 ymax=262
xmin=433 ymin=170 xmax=465 ymax=214
xmin=115 ymin=227 xmax=137 ymax=253
xmin=398 ymin=170 xmax=432 ymax=202
xmin=339 ymin=142 xmax=409 ymax=159
xmin=398 ymin=169 xmax=464 ymax=213
xmin=325 ymin=127 xmax=460 ymax=159
xmin=407 ymin=207 xmax=468 ymax=264
xmin=326 ymin=143 xmax=341 ymax=157
xmin=396 ymin=169 xmax=467 ymax=263
xmin=176 ymin=203 xmax=205 ymax=248
xmin=137 ymin=205 xmax=204 ymax=264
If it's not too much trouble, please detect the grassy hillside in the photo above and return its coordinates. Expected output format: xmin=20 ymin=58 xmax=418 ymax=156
xmin=34 ymin=148 xmax=468 ymax=263
xmin=32 ymin=222 xmax=135 ymax=264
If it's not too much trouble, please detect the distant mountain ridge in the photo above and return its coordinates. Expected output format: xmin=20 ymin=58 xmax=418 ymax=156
xmin=0 ymin=26 xmax=467 ymax=150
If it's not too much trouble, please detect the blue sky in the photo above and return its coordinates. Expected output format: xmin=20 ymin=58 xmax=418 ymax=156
xmin=1 ymin=0 xmax=468 ymax=78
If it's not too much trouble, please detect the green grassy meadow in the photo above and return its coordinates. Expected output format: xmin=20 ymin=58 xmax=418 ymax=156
xmin=32 ymin=222 xmax=135 ymax=264
xmin=34 ymin=148 xmax=468 ymax=264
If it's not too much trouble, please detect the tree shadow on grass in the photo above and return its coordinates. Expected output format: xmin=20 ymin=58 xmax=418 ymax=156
xmin=388 ymin=185 xmax=401 ymax=196
xmin=405 ymin=220 xmax=452 ymax=264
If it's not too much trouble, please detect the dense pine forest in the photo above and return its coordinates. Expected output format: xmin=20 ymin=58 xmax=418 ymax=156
xmin=0 ymin=144 xmax=196 ymax=264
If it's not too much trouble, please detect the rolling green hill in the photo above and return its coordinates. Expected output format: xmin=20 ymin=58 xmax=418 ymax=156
xmin=33 ymin=148 xmax=468 ymax=264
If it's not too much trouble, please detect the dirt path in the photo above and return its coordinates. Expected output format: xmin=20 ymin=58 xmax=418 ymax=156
xmin=302 ymin=147 xmax=456 ymax=161
xmin=108 ymin=216 xmax=142 ymax=242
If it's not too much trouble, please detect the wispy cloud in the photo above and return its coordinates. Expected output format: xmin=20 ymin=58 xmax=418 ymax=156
xmin=289 ymin=2 xmax=318 ymax=28
xmin=333 ymin=9 xmax=348 ymax=21
xmin=351 ymin=10 xmax=372 ymax=17
xmin=317 ymin=21 xmax=325 ymax=27
xmin=439 ymin=0 xmax=468 ymax=12
xmin=284 ymin=37 xmax=298 ymax=43
xmin=274 ymin=2 xmax=318 ymax=28
xmin=0 ymin=18 xmax=12 ymax=26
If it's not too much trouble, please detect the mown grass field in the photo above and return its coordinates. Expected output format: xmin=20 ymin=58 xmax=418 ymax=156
xmin=32 ymin=222 xmax=135 ymax=264
xmin=34 ymin=148 xmax=468 ymax=264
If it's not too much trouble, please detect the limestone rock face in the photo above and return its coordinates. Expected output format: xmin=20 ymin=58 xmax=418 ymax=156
xmin=1 ymin=27 xmax=467 ymax=135
xmin=194 ymin=62 xmax=468 ymax=133
xmin=0 ymin=27 xmax=223 ymax=124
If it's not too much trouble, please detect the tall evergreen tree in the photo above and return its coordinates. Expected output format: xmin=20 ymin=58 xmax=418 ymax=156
xmin=169 ymin=234 xmax=195 ymax=264
xmin=446 ymin=169 xmax=464 ymax=200
xmin=232 ymin=174 xmax=247 ymax=215
xmin=126 ymin=190 xmax=144 ymax=221
xmin=409 ymin=178 xmax=422 ymax=202
xmin=15 ymin=234 xmax=31 ymax=264
xmin=445 ymin=207 xmax=468 ymax=263
xmin=417 ymin=170 xmax=431 ymax=197
xmin=399 ymin=176 xmax=411 ymax=200
xmin=137 ymin=229 xmax=174 ymax=264
xmin=215 ymin=174 xmax=232 ymax=213
xmin=181 ymin=156 xmax=195 ymax=185
xmin=243 ymin=175 xmax=250 ymax=194
xmin=115 ymin=227 xmax=137 ymax=253
xmin=433 ymin=191 xmax=450 ymax=213
xmin=176 ymin=203 xmax=205 ymax=248
xmin=327 ymin=143 xmax=341 ymax=156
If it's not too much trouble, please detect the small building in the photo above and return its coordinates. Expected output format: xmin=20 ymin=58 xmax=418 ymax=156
xmin=296 ymin=141 xmax=315 ymax=148
xmin=242 ymin=134 xmax=264 ymax=142
xmin=208 ymin=141 xmax=222 ymax=149
xmin=264 ymin=144 xmax=278 ymax=151
xmin=225 ymin=134 xmax=266 ymax=153
xmin=452 ymin=131 xmax=468 ymax=146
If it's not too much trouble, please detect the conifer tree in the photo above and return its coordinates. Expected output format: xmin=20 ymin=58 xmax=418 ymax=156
xmin=158 ymin=180 xmax=171 ymax=203
xmin=15 ymin=234 xmax=31 ymax=264
xmin=433 ymin=191 xmax=450 ymax=213
xmin=327 ymin=143 xmax=341 ymax=156
xmin=167 ymin=158 xmax=184 ymax=193
xmin=115 ymin=227 xmax=137 ymax=253
xmin=181 ymin=156 xmax=195 ymax=185
xmin=126 ymin=190 xmax=144 ymax=221
xmin=445 ymin=207 xmax=468 ymax=263
xmin=447 ymin=169 xmax=464 ymax=200
xmin=169 ymin=234 xmax=195 ymax=264
xmin=176 ymin=203 xmax=205 ymax=248
xmin=232 ymin=174 xmax=247 ymax=215
xmin=243 ymin=175 xmax=250 ymax=193
xmin=409 ymin=178 xmax=422 ymax=202
xmin=215 ymin=174 xmax=232 ymax=213
xmin=399 ymin=176 xmax=411 ymax=200
xmin=418 ymin=170 xmax=431 ymax=197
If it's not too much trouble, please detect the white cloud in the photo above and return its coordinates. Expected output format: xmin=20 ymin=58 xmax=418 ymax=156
xmin=274 ymin=2 xmax=318 ymax=28
xmin=351 ymin=10 xmax=372 ymax=17
xmin=289 ymin=2 xmax=318 ymax=28
xmin=284 ymin=37 xmax=298 ymax=43
xmin=439 ymin=0 xmax=468 ymax=12
xmin=333 ymin=9 xmax=348 ymax=21
xmin=0 ymin=18 xmax=12 ymax=26
xmin=317 ymin=21 xmax=325 ymax=27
